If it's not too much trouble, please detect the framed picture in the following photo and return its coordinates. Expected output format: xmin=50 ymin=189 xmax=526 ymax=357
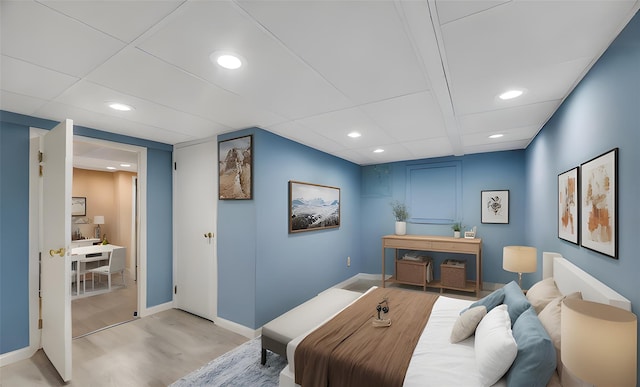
xmin=481 ymin=190 xmax=509 ymax=224
xmin=580 ymin=148 xmax=617 ymax=259
xmin=218 ymin=135 xmax=253 ymax=200
xmin=71 ymin=197 xmax=86 ymax=216
xmin=558 ymin=167 xmax=579 ymax=244
xmin=289 ymin=181 xmax=340 ymax=233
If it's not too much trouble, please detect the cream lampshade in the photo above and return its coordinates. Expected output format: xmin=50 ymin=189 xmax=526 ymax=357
xmin=94 ymin=216 xmax=104 ymax=239
xmin=561 ymin=298 xmax=637 ymax=387
xmin=502 ymin=246 xmax=537 ymax=287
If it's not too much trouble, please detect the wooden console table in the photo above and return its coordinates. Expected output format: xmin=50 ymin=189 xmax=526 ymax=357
xmin=382 ymin=235 xmax=482 ymax=296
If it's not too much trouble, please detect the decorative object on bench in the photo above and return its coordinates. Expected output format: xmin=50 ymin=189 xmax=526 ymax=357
xmin=503 ymin=245 xmax=537 ymax=287
xmin=373 ymin=298 xmax=391 ymax=327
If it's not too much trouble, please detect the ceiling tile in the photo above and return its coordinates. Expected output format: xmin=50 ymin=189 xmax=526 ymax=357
xmin=238 ymin=0 xmax=429 ymax=104
xmin=458 ymin=100 xmax=562 ymax=134
xmin=360 ymin=92 xmax=448 ymax=142
xmin=41 ymin=0 xmax=183 ymax=43
xmin=1 ymin=1 xmax=125 ymax=77
xmin=435 ymin=0 xmax=509 ymax=25
xmin=86 ymin=47 xmax=285 ymax=130
xmin=137 ymin=1 xmax=353 ymax=120
xmin=1 ymin=55 xmax=79 ymax=100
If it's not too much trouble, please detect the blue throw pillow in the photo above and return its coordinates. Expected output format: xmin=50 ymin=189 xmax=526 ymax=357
xmin=462 ymin=287 xmax=505 ymax=315
xmin=506 ymin=306 xmax=556 ymax=387
xmin=503 ymin=281 xmax=531 ymax=325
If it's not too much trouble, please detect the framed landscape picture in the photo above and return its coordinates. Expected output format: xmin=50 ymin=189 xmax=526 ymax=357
xmin=580 ymin=148 xmax=617 ymax=258
xmin=481 ymin=190 xmax=509 ymax=224
xmin=289 ymin=181 xmax=340 ymax=233
xmin=71 ymin=197 xmax=86 ymax=216
xmin=218 ymin=135 xmax=252 ymax=200
xmin=558 ymin=167 xmax=579 ymax=244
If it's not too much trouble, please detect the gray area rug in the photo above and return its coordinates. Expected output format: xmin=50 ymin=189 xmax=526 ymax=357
xmin=171 ymin=337 xmax=287 ymax=387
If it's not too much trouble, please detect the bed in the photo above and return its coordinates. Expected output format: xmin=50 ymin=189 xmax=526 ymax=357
xmin=279 ymin=252 xmax=632 ymax=387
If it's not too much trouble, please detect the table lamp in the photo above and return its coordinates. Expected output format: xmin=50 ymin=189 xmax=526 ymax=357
xmin=561 ymin=298 xmax=637 ymax=387
xmin=94 ymin=215 xmax=104 ymax=239
xmin=502 ymin=246 xmax=537 ymax=287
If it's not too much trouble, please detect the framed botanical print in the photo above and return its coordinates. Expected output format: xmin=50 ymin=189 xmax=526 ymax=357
xmin=558 ymin=167 xmax=579 ymax=244
xmin=580 ymin=148 xmax=617 ymax=258
xmin=481 ymin=190 xmax=509 ymax=224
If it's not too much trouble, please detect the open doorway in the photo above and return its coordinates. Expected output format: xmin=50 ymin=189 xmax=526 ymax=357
xmin=70 ymin=138 xmax=140 ymax=338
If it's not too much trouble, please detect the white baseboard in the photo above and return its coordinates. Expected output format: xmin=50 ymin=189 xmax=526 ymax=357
xmin=0 ymin=344 xmax=37 ymax=367
xmin=139 ymin=300 xmax=173 ymax=318
xmin=328 ymin=273 xmax=384 ymax=291
xmin=214 ymin=316 xmax=259 ymax=339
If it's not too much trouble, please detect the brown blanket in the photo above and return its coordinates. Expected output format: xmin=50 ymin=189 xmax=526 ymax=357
xmin=294 ymin=288 xmax=438 ymax=387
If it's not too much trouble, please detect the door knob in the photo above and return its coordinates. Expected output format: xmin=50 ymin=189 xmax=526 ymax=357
xmin=49 ymin=247 xmax=65 ymax=257
xmin=204 ymin=232 xmax=214 ymax=238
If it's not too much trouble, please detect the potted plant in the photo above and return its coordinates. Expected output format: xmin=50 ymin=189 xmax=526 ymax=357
xmin=451 ymin=222 xmax=464 ymax=238
xmin=390 ymin=201 xmax=409 ymax=235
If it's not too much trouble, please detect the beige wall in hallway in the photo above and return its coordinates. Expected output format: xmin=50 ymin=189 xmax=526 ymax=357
xmin=72 ymin=168 xmax=137 ymax=269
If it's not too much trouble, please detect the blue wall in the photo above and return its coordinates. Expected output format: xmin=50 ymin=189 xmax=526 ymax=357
xmin=0 ymin=111 xmax=174 ymax=355
xmin=359 ymin=151 xmax=528 ymax=287
xmin=217 ymin=128 xmax=362 ymax=328
xmin=0 ymin=122 xmax=30 ymax=353
xmin=526 ymin=11 xmax=640 ymax=375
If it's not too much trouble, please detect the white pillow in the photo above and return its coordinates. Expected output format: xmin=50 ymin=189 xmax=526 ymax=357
xmin=474 ymin=304 xmax=518 ymax=386
xmin=450 ymin=306 xmax=487 ymax=343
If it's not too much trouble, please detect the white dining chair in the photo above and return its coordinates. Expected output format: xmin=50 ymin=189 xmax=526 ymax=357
xmin=71 ymin=262 xmax=87 ymax=295
xmin=88 ymin=247 xmax=126 ymax=291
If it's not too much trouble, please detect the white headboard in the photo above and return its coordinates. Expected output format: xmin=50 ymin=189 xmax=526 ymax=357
xmin=542 ymin=252 xmax=631 ymax=311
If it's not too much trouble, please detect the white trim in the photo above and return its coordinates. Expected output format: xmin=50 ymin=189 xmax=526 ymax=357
xmin=140 ymin=301 xmax=174 ymax=318
xmin=0 ymin=346 xmax=37 ymax=367
xmin=214 ymin=316 xmax=259 ymax=339
xmin=135 ymin=147 xmax=148 ymax=318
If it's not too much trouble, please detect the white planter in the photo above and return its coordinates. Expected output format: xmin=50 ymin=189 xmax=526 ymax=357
xmin=395 ymin=221 xmax=407 ymax=235
xmin=454 ymin=231 xmax=461 ymax=238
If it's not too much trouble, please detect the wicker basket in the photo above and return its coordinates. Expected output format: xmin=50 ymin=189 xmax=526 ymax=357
xmin=441 ymin=259 xmax=467 ymax=289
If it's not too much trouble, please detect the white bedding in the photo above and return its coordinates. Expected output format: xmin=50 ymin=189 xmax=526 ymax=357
xmin=282 ymin=294 xmax=506 ymax=387
xmin=404 ymin=296 xmax=506 ymax=387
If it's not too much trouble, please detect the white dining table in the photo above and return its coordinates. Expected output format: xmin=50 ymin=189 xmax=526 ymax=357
xmin=71 ymin=244 xmax=123 ymax=295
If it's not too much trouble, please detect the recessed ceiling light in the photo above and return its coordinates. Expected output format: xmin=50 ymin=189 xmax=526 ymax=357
xmin=489 ymin=134 xmax=504 ymax=139
xmin=120 ymin=163 xmax=131 ymax=167
xmin=210 ymin=51 xmax=243 ymax=70
xmin=373 ymin=148 xmax=385 ymax=153
xmin=106 ymin=166 xmax=117 ymax=170
xmin=108 ymin=102 xmax=134 ymax=111
xmin=498 ymin=89 xmax=524 ymax=100
xmin=348 ymin=132 xmax=361 ymax=138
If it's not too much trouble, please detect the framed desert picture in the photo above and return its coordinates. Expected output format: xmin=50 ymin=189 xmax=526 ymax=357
xmin=289 ymin=181 xmax=340 ymax=233
xmin=558 ymin=167 xmax=579 ymax=244
xmin=580 ymin=148 xmax=617 ymax=258
xmin=218 ymin=135 xmax=252 ymax=200
xmin=481 ymin=190 xmax=509 ymax=224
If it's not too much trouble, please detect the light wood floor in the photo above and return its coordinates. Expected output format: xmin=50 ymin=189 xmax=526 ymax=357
xmin=72 ymin=270 xmax=138 ymax=338
xmin=0 ymin=309 xmax=248 ymax=386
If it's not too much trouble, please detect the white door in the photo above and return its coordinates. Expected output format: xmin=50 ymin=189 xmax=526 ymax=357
xmin=41 ymin=119 xmax=73 ymax=381
xmin=174 ymin=141 xmax=217 ymax=320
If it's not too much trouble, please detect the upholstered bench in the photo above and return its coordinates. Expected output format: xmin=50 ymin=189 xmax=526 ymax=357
xmin=261 ymin=287 xmax=361 ymax=365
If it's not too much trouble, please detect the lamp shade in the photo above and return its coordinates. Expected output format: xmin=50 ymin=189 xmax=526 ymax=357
xmin=502 ymin=246 xmax=537 ymax=273
xmin=561 ymin=298 xmax=637 ymax=387
xmin=93 ymin=216 xmax=104 ymax=225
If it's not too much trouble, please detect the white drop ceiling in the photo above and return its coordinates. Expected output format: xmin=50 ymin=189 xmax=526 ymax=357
xmin=2 ymin=1 xmax=638 ymax=166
